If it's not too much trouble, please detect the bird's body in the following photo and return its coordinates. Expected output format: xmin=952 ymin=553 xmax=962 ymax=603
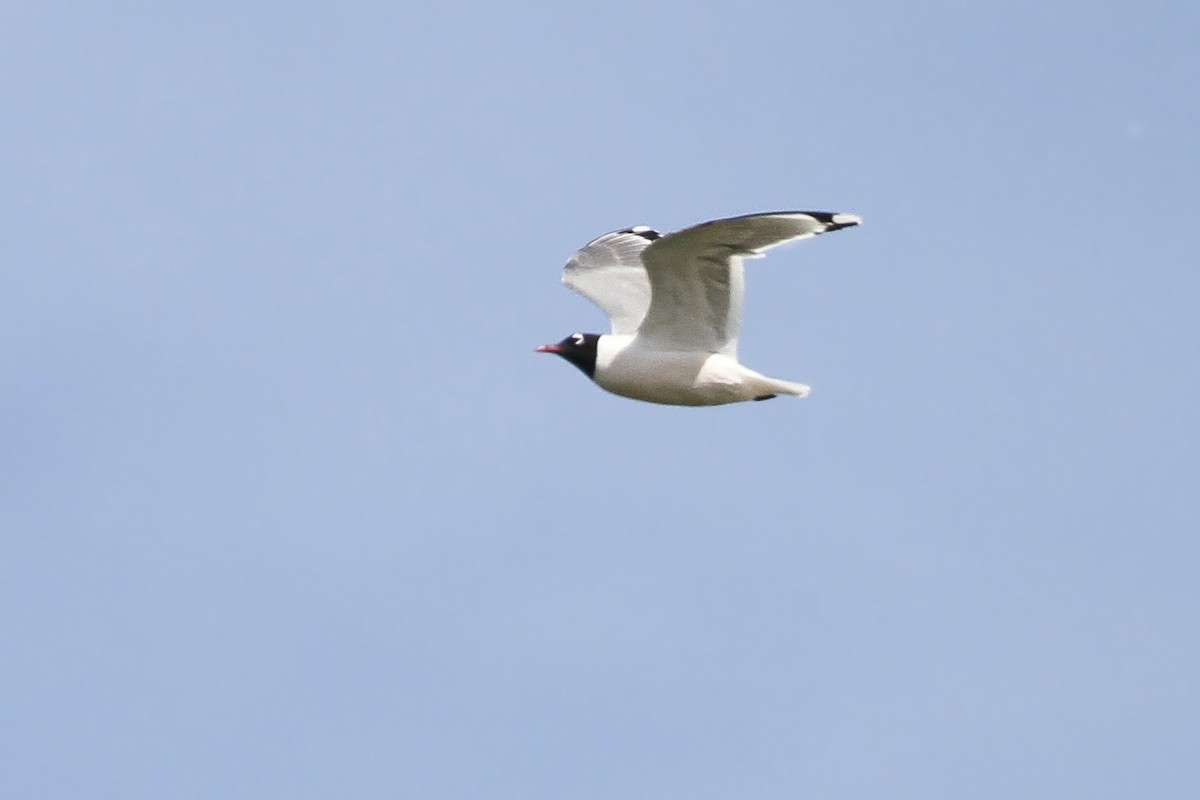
xmin=594 ymin=335 xmax=809 ymax=406
xmin=537 ymin=211 xmax=860 ymax=407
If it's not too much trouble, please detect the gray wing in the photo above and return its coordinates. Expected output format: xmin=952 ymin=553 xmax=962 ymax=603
xmin=561 ymin=227 xmax=659 ymax=335
xmin=638 ymin=211 xmax=861 ymax=356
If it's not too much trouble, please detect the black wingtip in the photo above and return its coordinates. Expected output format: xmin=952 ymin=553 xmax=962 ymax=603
xmin=804 ymin=211 xmax=862 ymax=232
xmin=619 ymin=225 xmax=662 ymax=241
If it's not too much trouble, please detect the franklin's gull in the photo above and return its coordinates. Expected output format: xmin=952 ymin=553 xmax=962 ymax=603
xmin=537 ymin=211 xmax=860 ymax=406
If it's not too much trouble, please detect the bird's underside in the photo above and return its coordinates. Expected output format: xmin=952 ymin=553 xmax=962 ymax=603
xmin=593 ymin=337 xmax=811 ymax=407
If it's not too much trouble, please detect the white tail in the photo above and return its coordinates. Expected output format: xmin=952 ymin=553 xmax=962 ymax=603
xmin=766 ymin=377 xmax=811 ymax=398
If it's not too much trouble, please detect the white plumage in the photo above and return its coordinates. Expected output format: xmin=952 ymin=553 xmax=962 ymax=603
xmin=539 ymin=210 xmax=860 ymax=406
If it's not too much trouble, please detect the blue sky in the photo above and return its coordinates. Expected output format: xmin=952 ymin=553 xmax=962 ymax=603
xmin=3 ymin=2 xmax=1198 ymax=797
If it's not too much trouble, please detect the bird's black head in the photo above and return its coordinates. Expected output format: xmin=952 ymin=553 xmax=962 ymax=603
xmin=535 ymin=332 xmax=600 ymax=379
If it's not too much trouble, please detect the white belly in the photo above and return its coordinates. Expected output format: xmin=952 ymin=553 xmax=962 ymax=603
xmin=593 ymin=337 xmax=773 ymax=406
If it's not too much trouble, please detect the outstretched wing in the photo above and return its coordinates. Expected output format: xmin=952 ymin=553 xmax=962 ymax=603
xmin=561 ymin=227 xmax=660 ymax=334
xmin=638 ymin=211 xmax=860 ymax=356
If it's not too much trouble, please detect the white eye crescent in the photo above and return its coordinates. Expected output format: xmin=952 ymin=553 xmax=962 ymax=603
xmin=571 ymin=333 xmax=585 ymax=346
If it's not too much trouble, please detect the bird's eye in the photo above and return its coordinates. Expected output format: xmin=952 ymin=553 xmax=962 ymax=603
xmin=571 ymin=333 xmax=585 ymax=346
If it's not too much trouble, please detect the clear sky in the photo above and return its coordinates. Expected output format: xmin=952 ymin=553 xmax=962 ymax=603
xmin=3 ymin=2 xmax=1198 ymax=797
